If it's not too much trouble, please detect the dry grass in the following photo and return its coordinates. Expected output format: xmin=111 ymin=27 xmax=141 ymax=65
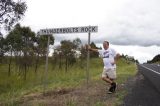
xmin=18 ymin=80 xmax=127 ymax=106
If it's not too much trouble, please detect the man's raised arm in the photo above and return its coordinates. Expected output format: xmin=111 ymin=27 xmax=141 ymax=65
xmin=86 ymin=45 xmax=99 ymax=52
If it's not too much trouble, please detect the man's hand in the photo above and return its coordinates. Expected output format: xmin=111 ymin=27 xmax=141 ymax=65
xmin=111 ymin=61 xmax=116 ymax=65
xmin=85 ymin=44 xmax=98 ymax=52
xmin=85 ymin=44 xmax=91 ymax=50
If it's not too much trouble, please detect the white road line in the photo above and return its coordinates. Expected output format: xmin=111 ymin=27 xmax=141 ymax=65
xmin=140 ymin=65 xmax=160 ymax=75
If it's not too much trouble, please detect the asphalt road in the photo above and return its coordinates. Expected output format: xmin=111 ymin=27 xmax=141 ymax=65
xmin=141 ymin=64 xmax=160 ymax=73
xmin=122 ymin=64 xmax=160 ymax=106
xmin=138 ymin=64 xmax=160 ymax=93
xmin=122 ymin=72 xmax=160 ymax=106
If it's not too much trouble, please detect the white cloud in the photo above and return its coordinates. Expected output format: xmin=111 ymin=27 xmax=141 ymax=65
xmin=97 ymin=0 xmax=160 ymax=46
xmin=19 ymin=0 xmax=160 ymax=63
xmin=111 ymin=45 xmax=160 ymax=63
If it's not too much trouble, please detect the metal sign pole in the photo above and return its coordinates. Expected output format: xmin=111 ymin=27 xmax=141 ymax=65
xmin=86 ymin=28 xmax=91 ymax=88
xmin=43 ymin=35 xmax=50 ymax=95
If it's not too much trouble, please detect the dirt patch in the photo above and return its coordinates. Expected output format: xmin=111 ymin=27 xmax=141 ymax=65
xmin=19 ymin=80 xmax=125 ymax=106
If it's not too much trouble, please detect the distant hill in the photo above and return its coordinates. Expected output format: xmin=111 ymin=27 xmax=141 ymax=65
xmin=147 ymin=54 xmax=160 ymax=63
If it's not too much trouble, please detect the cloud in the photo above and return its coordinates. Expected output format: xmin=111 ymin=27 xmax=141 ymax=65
xmin=18 ymin=0 xmax=160 ymax=63
xmin=110 ymin=44 xmax=160 ymax=63
xmin=20 ymin=0 xmax=160 ymax=47
xmin=95 ymin=0 xmax=160 ymax=46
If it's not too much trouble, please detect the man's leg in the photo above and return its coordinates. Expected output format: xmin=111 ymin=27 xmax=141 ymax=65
xmin=102 ymin=77 xmax=113 ymax=84
xmin=107 ymin=69 xmax=117 ymax=93
xmin=101 ymin=77 xmax=115 ymax=93
xmin=102 ymin=68 xmax=117 ymax=93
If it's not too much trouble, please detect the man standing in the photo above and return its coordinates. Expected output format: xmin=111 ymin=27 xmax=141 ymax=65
xmin=88 ymin=40 xmax=120 ymax=94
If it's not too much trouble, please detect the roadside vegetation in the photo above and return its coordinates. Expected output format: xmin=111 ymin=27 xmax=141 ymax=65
xmin=0 ymin=56 xmax=137 ymax=105
xmin=0 ymin=20 xmax=138 ymax=106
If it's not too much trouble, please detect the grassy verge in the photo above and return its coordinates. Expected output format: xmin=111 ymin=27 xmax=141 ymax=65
xmin=0 ymin=57 xmax=137 ymax=105
xmin=0 ymin=58 xmax=102 ymax=105
xmin=88 ymin=58 xmax=137 ymax=106
xmin=114 ymin=59 xmax=137 ymax=106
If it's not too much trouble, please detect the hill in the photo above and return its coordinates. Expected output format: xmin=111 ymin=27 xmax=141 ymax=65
xmin=147 ymin=54 xmax=160 ymax=63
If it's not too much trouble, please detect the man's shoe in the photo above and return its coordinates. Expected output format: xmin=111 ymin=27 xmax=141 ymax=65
xmin=111 ymin=82 xmax=117 ymax=92
xmin=108 ymin=84 xmax=114 ymax=94
xmin=107 ymin=91 xmax=114 ymax=94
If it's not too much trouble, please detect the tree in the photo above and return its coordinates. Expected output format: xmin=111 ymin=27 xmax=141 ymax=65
xmin=0 ymin=0 xmax=27 ymax=34
xmin=90 ymin=42 xmax=99 ymax=58
xmin=79 ymin=45 xmax=87 ymax=68
xmin=53 ymin=45 xmax=63 ymax=69
xmin=0 ymin=36 xmax=5 ymax=63
xmin=5 ymin=24 xmax=36 ymax=79
xmin=34 ymin=35 xmax=54 ymax=72
xmin=20 ymin=25 xmax=36 ymax=80
xmin=60 ymin=40 xmax=76 ymax=71
xmin=5 ymin=24 xmax=22 ymax=76
xmin=36 ymin=35 xmax=54 ymax=57
xmin=147 ymin=54 xmax=160 ymax=63
xmin=73 ymin=38 xmax=82 ymax=50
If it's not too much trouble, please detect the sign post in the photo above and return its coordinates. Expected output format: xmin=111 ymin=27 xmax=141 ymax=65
xmin=38 ymin=26 xmax=98 ymax=94
xmin=43 ymin=35 xmax=50 ymax=95
xmin=87 ymin=28 xmax=91 ymax=87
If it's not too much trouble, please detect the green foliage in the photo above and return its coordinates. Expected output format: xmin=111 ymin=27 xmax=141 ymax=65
xmin=57 ymin=38 xmax=82 ymax=69
xmin=0 ymin=0 xmax=27 ymax=33
xmin=0 ymin=57 xmax=137 ymax=105
xmin=0 ymin=37 xmax=5 ymax=63
xmin=0 ymin=58 xmax=98 ymax=102
xmin=73 ymin=37 xmax=82 ymax=50
xmin=90 ymin=42 xmax=99 ymax=58
xmin=121 ymin=54 xmax=139 ymax=64
xmin=114 ymin=58 xmax=137 ymax=106
xmin=4 ymin=24 xmax=37 ymax=78
xmin=36 ymin=35 xmax=54 ymax=54
xmin=61 ymin=40 xmax=74 ymax=54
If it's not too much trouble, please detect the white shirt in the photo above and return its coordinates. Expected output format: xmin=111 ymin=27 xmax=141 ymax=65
xmin=98 ymin=48 xmax=117 ymax=69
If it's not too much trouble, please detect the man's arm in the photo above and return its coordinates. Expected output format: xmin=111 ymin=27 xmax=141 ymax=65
xmin=115 ymin=53 xmax=120 ymax=61
xmin=87 ymin=45 xmax=99 ymax=52
xmin=113 ymin=53 xmax=120 ymax=65
xmin=110 ymin=52 xmax=120 ymax=65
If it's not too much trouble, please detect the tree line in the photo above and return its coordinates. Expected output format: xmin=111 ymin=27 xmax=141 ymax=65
xmin=0 ymin=23 xmax=99 ymax=80
xmin=0 ymin=0 xmax=99 ymax=80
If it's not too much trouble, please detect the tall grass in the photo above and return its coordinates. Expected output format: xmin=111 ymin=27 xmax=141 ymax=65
xmin=0 ymin=58 xmax=102 ymax=104
xmin=0 ymin=57 xmax=137 ymax=105
xmin=115 ymin=58 xmax=137 ymax=106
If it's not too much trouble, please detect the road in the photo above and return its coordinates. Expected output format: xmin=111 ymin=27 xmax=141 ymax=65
xmin=138 ymin=63 xmax=160 ymax=93
xmin=140 ymin=63 xmax=160 ymax=73
xmin=122 ymin=64 xmax=160 ymax=106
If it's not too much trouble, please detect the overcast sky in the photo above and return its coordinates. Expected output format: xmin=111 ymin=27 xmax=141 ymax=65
xmin=20 ymin=0 xmax=160 ymax=63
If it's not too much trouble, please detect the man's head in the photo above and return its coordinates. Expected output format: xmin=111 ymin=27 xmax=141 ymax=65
xmin=103 ymin=40 xmax=109 ymax=49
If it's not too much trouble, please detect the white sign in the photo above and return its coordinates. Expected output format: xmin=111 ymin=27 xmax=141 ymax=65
xmin=38 ymin=26 xmax=98 ymax=35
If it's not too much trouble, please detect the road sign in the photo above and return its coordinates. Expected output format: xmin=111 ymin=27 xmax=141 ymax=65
xmin=39 ymin=25 xmax=98 ymax=94
xmin=38 ymin=26 xmax=98 ymax=35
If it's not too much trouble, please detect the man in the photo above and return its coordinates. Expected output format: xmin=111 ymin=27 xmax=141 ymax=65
xmin=88 ymin=40 xmax=120 ymax=94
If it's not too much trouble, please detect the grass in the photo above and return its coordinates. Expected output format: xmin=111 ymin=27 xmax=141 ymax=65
xmin=114 ymin=58 xmax=137 ymax=106
xmin=0 ymin=57 xmax=137 ymax=105
xmin=0 ymin=58 xmax=102 ymax=104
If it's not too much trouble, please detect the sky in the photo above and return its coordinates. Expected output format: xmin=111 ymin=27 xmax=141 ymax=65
xmin=20 ymin=0 xmax=160 ymax=63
